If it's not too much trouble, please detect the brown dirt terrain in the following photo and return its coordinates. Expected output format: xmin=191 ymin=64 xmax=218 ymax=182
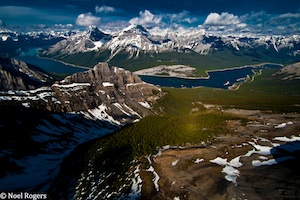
xmin=141 ymin=109 xmax=300 ymax=200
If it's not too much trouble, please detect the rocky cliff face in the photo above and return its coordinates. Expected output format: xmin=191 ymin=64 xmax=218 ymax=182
xmin=49 ymin=62 xmax=162 ymax=122
xmin=0 ymin=57 xmax=53 ymax=90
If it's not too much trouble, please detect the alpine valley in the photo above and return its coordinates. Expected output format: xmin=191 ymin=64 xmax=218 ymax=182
xmin=0 ymin=23 xmax=300 ymax=200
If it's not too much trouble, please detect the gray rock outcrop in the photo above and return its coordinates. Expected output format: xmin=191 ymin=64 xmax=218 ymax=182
xmin=274 ymin=62 xmax=300 ymax=80
xmin=0 ymin=57 xmax=53 ymax=90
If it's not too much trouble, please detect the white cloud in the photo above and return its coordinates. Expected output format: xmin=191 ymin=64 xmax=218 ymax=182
xmin=240 ymin=11 xmax=270 ymax=24
xmin=170 ymin=10 xmax=197 ymax=24
xmin=270 ymin=12 xmax=300 ymax=25
xmin=76 ymin=13 xmax=100 ymax=26
xmin=33 ymin=24 xmax=47 ymax=29
xmin=95 ymin=5 xmax=116 ymax=13
xmin=54 ymin=24 xmax=73 ymax=29
xmin=241 ymin=11 xmax=300 ymax=35
xmin=202 ymin=12 xmax=248 ymax=34
xmin=0 ymin=6 xmax=36 ymax=17
xmin=236 ymin=23 xmax=247 ymax=29
xmin=278 ymin=13 xmax=300 ymax=19
xmin=129 ymin=10 xmax=161 ymax=27
xmin=204 ymin=12 xmax=241 ymax=26
xmin=0 ymin=6 xmax=75 ymax=25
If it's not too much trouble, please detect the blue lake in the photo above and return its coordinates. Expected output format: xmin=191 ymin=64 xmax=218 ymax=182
xmin=140 ymin=64 xmax=282 ymax=89
xmin=15 ymin=49 xmax=87 ymax=75
xmin=15 ymin=50 xmax=282 ymax=89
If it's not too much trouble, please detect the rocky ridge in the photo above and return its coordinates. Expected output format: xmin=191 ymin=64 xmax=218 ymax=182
xmin=0 ymin=61 xmax=162 ymax=122
xmin=0 ymin=57 xmax=53 ymax=90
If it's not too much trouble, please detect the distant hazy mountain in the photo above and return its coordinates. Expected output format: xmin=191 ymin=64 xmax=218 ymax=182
xmin=0 ymin=29 xmax=75 ymax=57
xmin=0 ymin=60 xmax=162 ymax=191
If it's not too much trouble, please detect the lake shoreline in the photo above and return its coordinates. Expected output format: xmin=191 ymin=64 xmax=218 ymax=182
xmin=136 ymin=62 xmax=283 ymax=80
xmin=38 ymin=54 xmax=91 ymax=70
xmin=139 ymin=63 xmax=282 ymax=89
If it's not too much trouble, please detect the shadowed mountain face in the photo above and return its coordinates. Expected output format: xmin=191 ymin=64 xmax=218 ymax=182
xmin=0 ymin=57 xmax=54 ymax=90
xmin=0 ymin=60 xmax=162 ymax=192
xmin=0 ymin=105 xmax=118 ymax=192
xmin=87 ymin=26 xmax=112 ymax=42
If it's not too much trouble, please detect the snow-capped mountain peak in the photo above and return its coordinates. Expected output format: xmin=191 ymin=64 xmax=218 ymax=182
xmin=85 ymin=25 xmax=112 ymax=42
xmin=122 ymin=24 xmax=150 ymax=37
xmin=44 ymin=26 xmax=113 ymax=54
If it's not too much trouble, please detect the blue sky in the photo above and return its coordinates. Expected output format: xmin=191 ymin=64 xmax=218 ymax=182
xmin=0 ymin=0 xmax=299 ymax=35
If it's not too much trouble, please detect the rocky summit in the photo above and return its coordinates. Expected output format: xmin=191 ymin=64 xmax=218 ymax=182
xmin=50 ymin=62 xmax=162 ymax=121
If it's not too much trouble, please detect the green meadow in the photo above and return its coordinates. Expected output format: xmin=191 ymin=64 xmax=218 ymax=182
xmin=160 ymin=70 xmax=300 ymax=113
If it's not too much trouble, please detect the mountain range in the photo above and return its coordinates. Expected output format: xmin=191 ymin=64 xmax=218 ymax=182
xmin=44 ymin=25 xmax=300 ymax=57
xmin=41 ymin=25 xmax=300 ymax=69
